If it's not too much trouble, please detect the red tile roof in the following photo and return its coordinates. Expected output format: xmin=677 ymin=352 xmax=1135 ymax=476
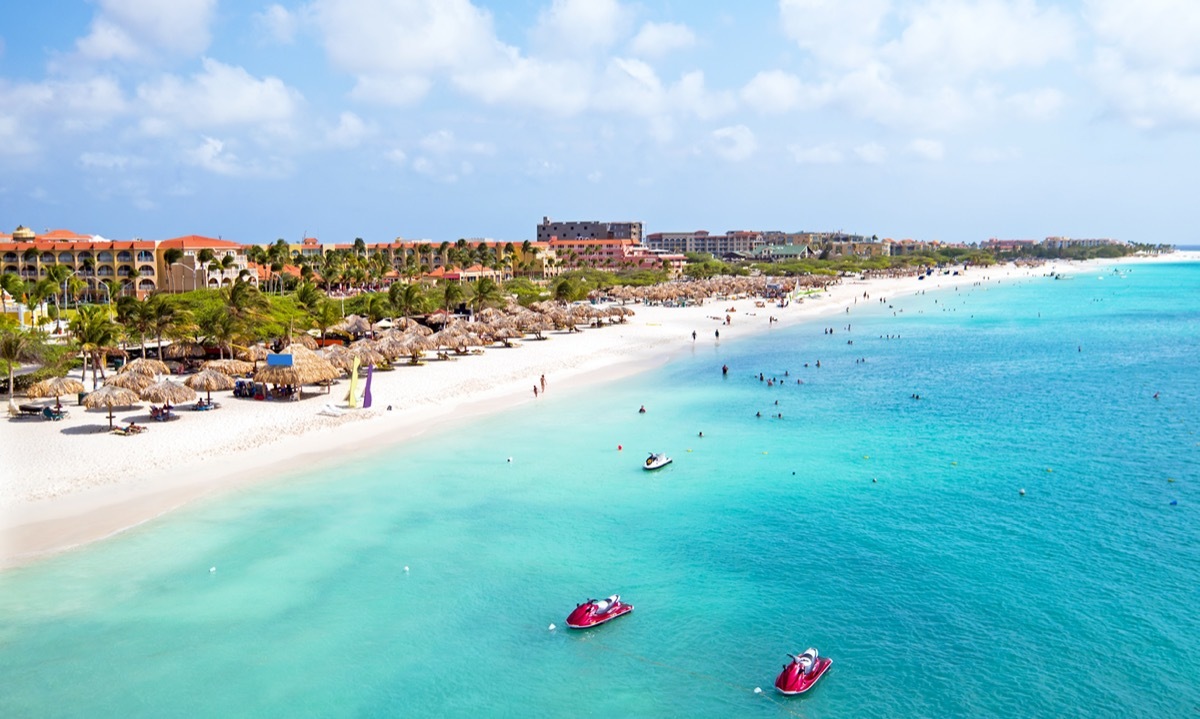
xmin=159 ymin=235 xmax=243 ymax=250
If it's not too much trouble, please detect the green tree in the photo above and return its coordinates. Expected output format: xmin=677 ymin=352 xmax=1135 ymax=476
xmin=163 ymin=247 xmax=184 ymax=293
xmin=440 ymin=282 xmax=465 ymax=316
xmin=389 ymin=282 xmax=427 ymax=324
xmin=0 ymin=272 xmax=24 ymax=318
xmin=146 ymin=295 xmax=179 ymax=359
xmin=0 ymin=327 xmax=44 ymax=406
xmin=469 ymin=277 xmax=504 ymax=315
xmin=69 ymin=304 xmax=120 ymax=386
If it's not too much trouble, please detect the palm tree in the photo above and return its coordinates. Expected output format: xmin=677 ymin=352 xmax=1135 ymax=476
xmin=469 ymin=277 xmax=504 ymax=316
xmin=0 ymin=327 xmax=43 ymax=407
xmin=27 ymin=279 xmax=56 ymax=328
xmin=389 ymin=281 xmax=427 ymax=324
xmin=0 ymin=272 xmax=23 ymax=318
xmin=196 ymin=305 xmax=239 ymax=360
xmin=100 ymin=278 xmax=122 ymax=318
xmin=21 ymin=246 xmax=40 ymax=283
xmin=353 ymin=237 xmax=367 ymax=257
xmin=163 ymin=247 xmax=184 ymax=292
xmin=69 ymin=304 xmax=120 ymax=387
xmin=116 ymin=295 xmax=152 ymax=356
xmin=45 ymin=263 xmax=73 ymax=316
xmin=222 ymin=278 xmax=269 ymax=322
xmin=440 ymin=281 xmax=465 ymax=318
xmin=294 ymin=281 xmax=324 ymax=312
xmin=145 ymin=295 xmax=179 ymax=359
xmin=312 ymin=300 xmax=342 ymax=347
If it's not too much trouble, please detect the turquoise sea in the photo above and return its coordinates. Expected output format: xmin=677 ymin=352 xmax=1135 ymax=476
xmin=2 ymin=261 xmax=1197 ymax=718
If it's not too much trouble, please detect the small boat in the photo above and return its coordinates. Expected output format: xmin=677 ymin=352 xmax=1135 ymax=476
xmin=774 ymin=648 xmax=832 ymax=695
xmin=565 ymin=595 xmax=633 ymax=629
xmin=643 ymin=452 xmax=672 ymax=470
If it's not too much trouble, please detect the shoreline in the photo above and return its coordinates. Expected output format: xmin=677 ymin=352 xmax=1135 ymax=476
xmin=2 ymin=253 xmax=1193 ymax=568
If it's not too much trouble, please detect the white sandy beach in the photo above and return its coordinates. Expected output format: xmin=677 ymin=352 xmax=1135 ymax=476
xmin=2 ymin=254 xmax=1191 ymax=567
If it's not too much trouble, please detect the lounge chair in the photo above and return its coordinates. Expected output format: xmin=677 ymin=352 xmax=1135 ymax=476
xmin=42 ymin=407 xmax=67 ymax=421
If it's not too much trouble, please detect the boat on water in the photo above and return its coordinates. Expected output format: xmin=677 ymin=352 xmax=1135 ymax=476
xmin=643 ymin=452 xmax=672 ymax=470
xmin=774 ymin=648 xmax=832 ymax=695
xmin=565 ymin=595 xmax=633 ymax=629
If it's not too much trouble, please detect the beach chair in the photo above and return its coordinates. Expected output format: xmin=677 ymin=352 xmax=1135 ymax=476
xmin=42 ymin=407 xmax=67 ymax=421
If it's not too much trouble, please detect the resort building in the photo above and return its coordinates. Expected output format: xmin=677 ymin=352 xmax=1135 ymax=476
xmin=1041 ymin=237 xmax=1124 ymax=250
xmin=157 ymin=235 xmax=255 ymax=292
xmin=546 ymin=237 xmax=686 ymax=277
xmin=645 ymin=231 xmax=766 ymax=258
xmin=1 ymin=225 xmax=159 ymax=301
xmin=536 ymin=217 xmax=643 ymax=244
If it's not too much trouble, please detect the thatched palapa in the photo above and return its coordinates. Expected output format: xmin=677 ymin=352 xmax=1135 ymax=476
xmin=83 ymin=384 xmax=142 ymax=428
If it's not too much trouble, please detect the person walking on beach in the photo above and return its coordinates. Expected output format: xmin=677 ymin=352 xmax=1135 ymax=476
xmin=692 ymin=330 xmax=697 ymax=341
xmin=540 ymin=374 xmax=546 ymax=393
xmin=533 ymin=385 xmax=538 ymax=398
xmin=715 ymin=329 xmax=720 ymax=339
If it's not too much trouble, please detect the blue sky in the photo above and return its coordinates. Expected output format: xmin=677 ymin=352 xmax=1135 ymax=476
xmin=1 ymin=0 xmax=1197 ymax=246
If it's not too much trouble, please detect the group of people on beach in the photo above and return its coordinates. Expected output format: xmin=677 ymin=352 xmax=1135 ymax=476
xmin=533 ymin=374 xmax=546 ymax=398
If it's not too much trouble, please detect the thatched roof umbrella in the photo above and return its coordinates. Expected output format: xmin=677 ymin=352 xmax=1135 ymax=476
xmin=140 ymin=378 xmax=197 ymax=410
xmin=319 ymin=344 xmax=358 ymax=372
xmin=334 ymin=314 xmax=372 ymax=336
xmin=82 ymin=384 xmax=141 ymax=429
xmin=348 ymin=339 xmax=386 ymax=366
xmin=105 ymin=371 xmax=155 ymax=392
xmin=253 ymin=344 xmax=340 ymax=393
xmin=395 ymin=335 xmax=438 ymax=364
xmin=491 ymin=326 xmax=522 ymax=347
xmin=238 ymin=344 xmax=269 ymax=362
xmin=184 ymin=369 xmax=235 ymax=402
xmin=164 ymin=341 xmax=206 ymax=359
xmin=202 ymin=358 xmax=254 ymax=376
xmin=120 ymin=357 xmax=170 ymax=376
xmin=28 ymin=376 xmax=86 ymax=410
xmin=279 ymin=333 xmax=319 ymax=350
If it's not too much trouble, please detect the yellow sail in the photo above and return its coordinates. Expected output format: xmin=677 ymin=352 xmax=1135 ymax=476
xmin=348 ymin=356 xmax=360 ymax=408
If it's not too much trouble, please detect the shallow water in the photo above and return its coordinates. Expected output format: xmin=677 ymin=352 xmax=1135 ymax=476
xmin=2 ymin=262 xmax=1197 ymax=717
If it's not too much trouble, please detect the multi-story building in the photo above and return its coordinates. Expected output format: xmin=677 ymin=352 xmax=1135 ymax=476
xmin=536 ymin=217 xmax=643 ymax=244
xmin=1 ymin=226 xmax=159 ymax=300
xmin=547 ymin=237 xmax=686 ymax=277
xmin=157 ymin=235 xmax=254 ymax=292
xmin=1042 ymin=237 xmax=1123 ymax=250
xmin=645 ymin=230 xmax=766 ymax=257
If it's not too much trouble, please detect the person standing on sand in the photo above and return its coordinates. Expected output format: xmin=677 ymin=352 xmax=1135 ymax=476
xmin=533 ymin=385 xmax=538 ymax=398
xmin=715 ymin=329 xmax=720 ymax=339
xmin=540 ymin=374 xmax=546 ymax=393
xmin=692 ymin=330 xmax=697 ymax=341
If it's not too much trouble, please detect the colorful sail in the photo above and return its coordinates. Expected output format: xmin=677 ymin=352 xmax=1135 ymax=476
xmin=348 ymin=356 xmax=360 ymax=408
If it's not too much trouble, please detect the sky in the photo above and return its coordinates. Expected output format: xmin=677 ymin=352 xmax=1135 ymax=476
xmin=0 ymin=0 xmax=1197 ymax=246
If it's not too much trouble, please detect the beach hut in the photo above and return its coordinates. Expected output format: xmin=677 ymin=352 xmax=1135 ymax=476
xmin=253 ymin=344 xmax=340 ymax=395
xmin=202 ymin=359 xmax=254 ymax=376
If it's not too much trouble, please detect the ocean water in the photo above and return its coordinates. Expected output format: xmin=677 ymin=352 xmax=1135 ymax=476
xmin=2 ymin=261 xmax=1197 ymax=718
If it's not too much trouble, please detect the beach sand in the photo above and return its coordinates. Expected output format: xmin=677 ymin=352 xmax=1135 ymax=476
xmin=2 ymin=255 xmax=1189 ymax=567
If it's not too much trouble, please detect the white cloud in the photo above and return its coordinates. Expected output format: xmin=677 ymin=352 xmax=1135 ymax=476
xmin=669 ymin=71 xmax=736 ymax=120
xmin=1085 ymin=0 xmax=1200 ymax=129
xmin=326 ymin=112 xmax=374 ymax=148
xmin=779 ymin=0 xmax=890 ymax=68
xmin=629 ymin=22 xmax=696 ymax=58
xmin=741 ymin=70 xmax=803 ymax=113
xmin=711 ymin=125 xmax=757 ymax=161
xmin=0 ymin=115 xmax=37 ymax=155
xmin=255 ymin=4 xmax=299 ymax=44
xmin=451 ymin=50 xmax=591 ymax=115
xmin=136 ymin=58 xmax=302 ymax=134
xmin=418 ymin=129 xmax=494 ymax=156
xmin=311 ymin=0 xmax=498 ymax=105
xmin=386 ymin=148 xmax=408 ymax=165
xmin=882 ymin=0 xmax=1075 ymax=82
xmin=77 ymin=0 xmax=217 ymax=60
xmin=908 ymin=138 xmax=944 ymax=161
xmin=532 ymin=0 xmax=631 ymax=55
xmin=1006 ymin=88 xmax=1065 ymax=121
xmin=855 ymin=142 xmax=887 ymax=163
xmin=789 ymin=143 xmax=842 ymax=164
xmin=185 ymin=136 xmax=244 ymax=176
xmin=79 ymin=152 xmax=143 ymax=170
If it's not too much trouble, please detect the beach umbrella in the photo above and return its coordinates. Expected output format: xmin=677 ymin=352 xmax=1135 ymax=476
xmin=119 ymin=357 xmax=170 ymax=376
xmin=82 ymin=384 xmax=141 ymax=429
xmin=279 ymin=333 xmax=319 ymax=350
xmin=319 ymin=345 xmax=358 ymax=371
xmin=27 ymin=376 xmax=86 ymax=410
xmin=334 ymin=314 xmax=372 ymax=336
xmin=140 ymin=378 xmax=197 ymax=409
xmin=184 ymin=369 xmax=235 ymax=401
xmin=164 ymin=341 xmax=207 ymax=359
xmin=348 ymin=339 xmax=386 ymax=366
xmin=202 ymin=358 xmax=254 ymax=376
xmin=105 ymin=371 xmax=155 ymax=392
xmin=238 ymin=344 xmax=269 ymax=362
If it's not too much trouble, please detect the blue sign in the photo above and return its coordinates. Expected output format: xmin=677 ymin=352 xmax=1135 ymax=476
xmin=266 ymin=353 xmax=293 ymax=367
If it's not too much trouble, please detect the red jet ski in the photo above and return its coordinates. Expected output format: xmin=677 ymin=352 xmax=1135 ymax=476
xmin=774 ymin=648 xmax=832 ymax=695
xmin=565 ymin=595 xmax=633 ymax=629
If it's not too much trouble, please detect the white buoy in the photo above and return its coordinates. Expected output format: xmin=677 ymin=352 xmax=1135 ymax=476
xmin=403 ymin=566 xmax=410 ymax=573
xmin=1019 ymin=488 xmax=1026 ymax=496
xmin=548 ymin=623 xmax=556 ymax=631
xmin=209 ymin=566 xmax=216 ymax=573
xmin=753 ymin=687 xmax=762 ymax=694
